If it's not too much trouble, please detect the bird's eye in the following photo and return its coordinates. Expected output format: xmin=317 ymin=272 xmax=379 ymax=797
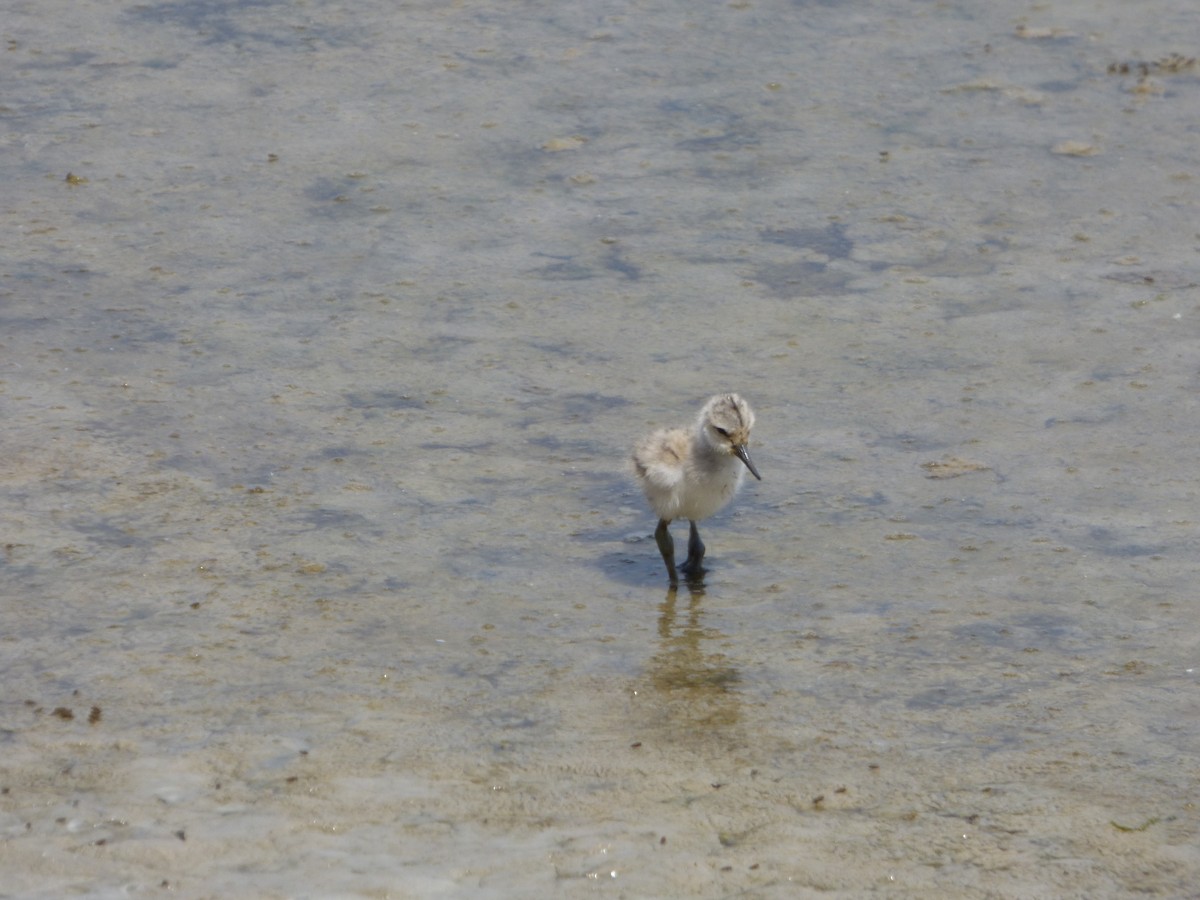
xmin=715 ymin=427 xmax=729 ymax=437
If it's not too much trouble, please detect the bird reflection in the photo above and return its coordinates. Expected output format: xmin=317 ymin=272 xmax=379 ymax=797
xmin=645 ymin=580 xmax=742 ymax=733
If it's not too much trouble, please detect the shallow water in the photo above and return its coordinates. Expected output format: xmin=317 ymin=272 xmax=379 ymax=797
xmin=2 ymin=0 xmax=1199 ymax=896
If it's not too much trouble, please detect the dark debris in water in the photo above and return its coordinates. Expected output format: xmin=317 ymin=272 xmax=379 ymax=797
xmin=761 ymin=223 xmax=852 ymax=259
xmin=344 ymin=391 xmax=425 ymax=410
xmin=751 ymin=260 xmax=852 ymax=299
xmin=1103 ymin=270 xmax=1197 ymax=289
xmin=1107 ymin=55 xmax=1198 ymax=77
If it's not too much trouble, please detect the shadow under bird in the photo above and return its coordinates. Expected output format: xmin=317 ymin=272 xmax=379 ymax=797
xmin=631 ymin=393 xmax=762 ymax=583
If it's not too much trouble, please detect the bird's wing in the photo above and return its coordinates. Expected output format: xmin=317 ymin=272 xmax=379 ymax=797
xmin=634 ymin=430 xmax=689 ymax=491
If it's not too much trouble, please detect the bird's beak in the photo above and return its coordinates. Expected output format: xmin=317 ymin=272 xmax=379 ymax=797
xmin=734 ymin=444 xmax=762 ymax=481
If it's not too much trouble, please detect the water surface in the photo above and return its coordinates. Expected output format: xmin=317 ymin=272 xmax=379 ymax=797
xmin=2 ymin=0 xmax=1199 ymax=895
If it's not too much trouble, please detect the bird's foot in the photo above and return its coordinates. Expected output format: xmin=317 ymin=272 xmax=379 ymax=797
xmin=679 ymin=556 xmax=706 ymax=584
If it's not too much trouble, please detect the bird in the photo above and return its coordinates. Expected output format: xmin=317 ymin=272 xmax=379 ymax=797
xmin=631 ymin=393 xmax=762 ymax=583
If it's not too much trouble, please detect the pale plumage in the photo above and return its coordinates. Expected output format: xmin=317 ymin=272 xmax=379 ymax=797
xmin=632 ymin=393 xmax=761 ymax=582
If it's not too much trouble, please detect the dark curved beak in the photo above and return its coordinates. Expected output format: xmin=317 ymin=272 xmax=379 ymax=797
xmin=734 ymin=444 xmax=762 ymax=481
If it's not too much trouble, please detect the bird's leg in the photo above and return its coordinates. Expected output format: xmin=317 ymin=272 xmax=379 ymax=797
xmin=654 ymin=518 xmax=678 ymax=583
xmin=680 ymin=520 xmax=706 ymax=574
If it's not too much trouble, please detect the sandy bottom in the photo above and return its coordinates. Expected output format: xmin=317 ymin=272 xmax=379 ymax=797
xmin=2 ymin=0 xmax=1199 ymax=896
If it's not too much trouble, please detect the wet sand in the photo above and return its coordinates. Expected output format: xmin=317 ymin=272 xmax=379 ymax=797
xmin=2 ymin=0 xmax=1199 ymax=895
